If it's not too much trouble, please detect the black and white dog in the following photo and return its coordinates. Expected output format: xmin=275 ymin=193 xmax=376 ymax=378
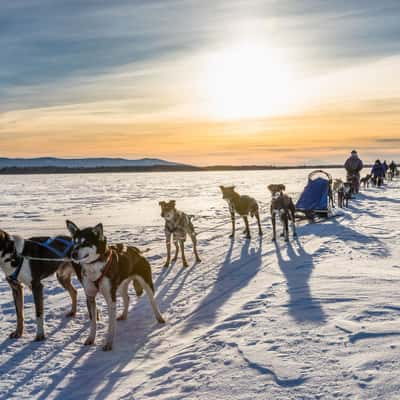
xmin=66 ymin=220 xmax=165 ymax=351
xmin=0 ymin=229 xmax=83 ymax=341
xmin=337 ymin=182 xmax=352 ymax=208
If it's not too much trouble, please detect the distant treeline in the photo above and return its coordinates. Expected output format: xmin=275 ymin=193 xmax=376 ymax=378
xmin=0 ymin=164 xmax=375 ymax=175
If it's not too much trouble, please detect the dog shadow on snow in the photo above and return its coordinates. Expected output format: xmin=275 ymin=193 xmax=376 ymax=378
xmin=274 ymin=239 xmax=326 ymax=324
xmin=181 ymin=236 xmax=263 ymax=333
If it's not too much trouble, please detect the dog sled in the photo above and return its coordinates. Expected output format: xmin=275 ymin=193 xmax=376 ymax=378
xmin=296 ymin=170 xmax=334 ymax=219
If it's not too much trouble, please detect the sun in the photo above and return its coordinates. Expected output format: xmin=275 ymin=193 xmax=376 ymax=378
xmin=203 ymin=43 xmax=294 ymax=120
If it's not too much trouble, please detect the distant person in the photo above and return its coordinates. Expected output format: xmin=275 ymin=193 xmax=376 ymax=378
xmin=382 ymin=160 xmax=388 ymax=178
xmin=371 ymin=159 xmax=384 ymax=187
xmin=344 ymin=150 xmax=363 ymax=193
xmin=389 ymin=160 xmax=397 ymax=176
xmin=389 ymin=160 xmax=398 ymax=178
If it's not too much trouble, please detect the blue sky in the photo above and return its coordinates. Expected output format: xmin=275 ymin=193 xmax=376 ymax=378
xmin=1 ymin=1 xmax=400 ymax=164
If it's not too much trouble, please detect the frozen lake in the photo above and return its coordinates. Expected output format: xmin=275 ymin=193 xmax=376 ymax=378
xmin=0 ymin=169 xmax=345 ymax=239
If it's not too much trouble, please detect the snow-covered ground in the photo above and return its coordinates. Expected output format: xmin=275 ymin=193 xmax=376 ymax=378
xmin=1 ymin=169 xmax=400 ymax=399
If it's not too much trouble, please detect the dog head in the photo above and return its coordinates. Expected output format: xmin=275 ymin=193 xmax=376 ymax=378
xmin=159 ymin=200 xmax=177 ymax=221
xmin=0 ymin=229 xmax=15 ymax=266
xmin=219 ymin=186 xmax=236 ymax=201
xmin=66 ymin=220 xmax=107 ymax=264
xmin=267 ymin=184 xmax=286 ymax=197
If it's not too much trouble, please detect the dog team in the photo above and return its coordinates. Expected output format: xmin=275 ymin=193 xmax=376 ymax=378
xmin=0 ymin=154 xmax=397 ymax=351
xmin=0 ymin=184 xmax=297 ymax=351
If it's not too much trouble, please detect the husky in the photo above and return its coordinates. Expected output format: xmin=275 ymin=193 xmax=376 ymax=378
xmin=360 ymin=174 xmax=372 ymax=189
xmin=219 ymin=186 xmax=262 ymax=239
xmin=338 ymin=182 xmax=352 ymax=208
xmin=267 ymin=184 xmax=297 ymax=241
xmin=159 ymin=200 xmax=201 ymax=268
xmin=66 ymin=220 xmax=165 ymax=351
xmin=333 ymin=178 xmax=343 ymax=193
xmin=0 ymin=229 xmax=83 ymax=341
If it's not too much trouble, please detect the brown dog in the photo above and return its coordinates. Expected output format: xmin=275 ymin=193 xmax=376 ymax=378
xmin=268 ymin=184 xmax=297 ymax=242
xmin=360 ymin=174 xmax=372 ymax=189
xmin=219 ymin=186 xmax=262 ymax=239
xmin=159 ymin=200 xmax=201 ymax=268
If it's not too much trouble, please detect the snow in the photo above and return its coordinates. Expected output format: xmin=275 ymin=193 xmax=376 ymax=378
xmin=1 ymin=169 xmax=400 ymax=399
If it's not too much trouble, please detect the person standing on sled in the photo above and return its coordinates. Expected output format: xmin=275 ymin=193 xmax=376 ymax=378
xmin=371 ymin=159 xmax=385 ymax=187
xmin=344 ymin=150 xmax=363 ymax=194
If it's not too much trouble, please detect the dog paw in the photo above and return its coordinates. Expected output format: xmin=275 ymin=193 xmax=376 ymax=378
xmin=271 ymin=237 xmax=276 ymax=242
xmin=182 ymin=262 xmax=189 ymax=268
xmin=65 ymin=310 xmax=76 ymax=318
xmin=157 ymin=316 xmax=166 ymax=324
xmin=84 ymin=337 xmax=95 ymax=346
xmin=229 ymin=234 xmax=235 ymax=239
xmin=163 ymin=263 xmax=170 ymax=268
xmin=196 ymin=258 xmax=202 ymax=263
xmin=102 ymin=343 xmax=113 ymax=351
xmin=34 ymin=334 xmax=46 ymax=342
xmin=258 ymin=231 xmax=263 ymax=236
xmin=117 ymin=314 xmax=127 ymax=321
xmin=9 ymin=330 xmax=22 ymax=339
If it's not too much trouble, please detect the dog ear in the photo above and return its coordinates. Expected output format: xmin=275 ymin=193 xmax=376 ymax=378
xmin=158 ymin=201 xmax=166 ymax=207
xmin=93 ymin=223 xmax=104 ymax=239
xmin=280 ymin=184 xmax=286 ymax=191
xmin=169 ymin=200 xmax=176 ymax=207
xmin=66 ymin=220 xmax=79 ymax=236
xmin=267 ymin=184 xmax=273 ymax=192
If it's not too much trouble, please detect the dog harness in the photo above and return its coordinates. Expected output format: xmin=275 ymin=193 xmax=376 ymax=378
xmin=165 ymin=212 xmax=191 ymax=242
xmin=7 ymin=237 xmax=74 ymax=283
xmin=93 ymin=250 xmax=116 ymax=289
xmin=29 ymin=237 xmax=74 ymax=258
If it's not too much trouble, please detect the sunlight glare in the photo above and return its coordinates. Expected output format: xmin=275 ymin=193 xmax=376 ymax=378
xmin=204 ymin=43 xmax=295 ymax=120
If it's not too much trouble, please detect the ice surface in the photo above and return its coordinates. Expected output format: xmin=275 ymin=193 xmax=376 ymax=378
xmin=1 ymin=169 xmax=400 ymax=399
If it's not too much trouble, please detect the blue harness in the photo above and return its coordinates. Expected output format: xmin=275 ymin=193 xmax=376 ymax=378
xmin=31 ymin=237 xmax=74 ymax=258
xmin=7 ymin=237 xmax=74 ymax=284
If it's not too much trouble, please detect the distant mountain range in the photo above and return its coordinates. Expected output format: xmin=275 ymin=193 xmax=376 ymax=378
xmin=0 ymin=157 xmax=187 ymax=169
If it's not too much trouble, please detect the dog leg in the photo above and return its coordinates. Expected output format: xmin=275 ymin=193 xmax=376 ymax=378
xmin=290 ymin=207 xmax=297 ymax=238
xmin=271 ymin=210 xmax=276 ymax=241
xmin=229 ymin=211 xmax=235 ymax=238
xmin=255 ymin=211 xmax=263 ymax=236
xmin=9 ymin=282 xmax=24 ymax=339
xmin=242 ymin=216 xmax=251 ymax=239
xmin=164 ymin=235 xmax=172 ymax=268
xmin=283 ymin=213 xmax=289 ymax=242
xmin=134 ymin=275 xmax=165 ymax=324
xmin=57 ymin=272 xmax=77 ymax=317
xmin=102 ymin=284 xmax=117 ymax=351
xmin=171 ymin=242 xmax=179 ymax=263
xmin=85 ymin=295 xmax=97 ymax=346
xmin=189 ymin=233 xmax=201 ymax=263
xmin=32 ymin=280 xmax=45 ymax=341
xmin=117 ymin=280 xmax=130 ymax=321
xmin=179 ymin=240 xmax=188 ymax=267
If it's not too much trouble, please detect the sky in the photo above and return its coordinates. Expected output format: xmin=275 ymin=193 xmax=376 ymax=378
xmin=1 ymin=0 xmax=400 ymax=166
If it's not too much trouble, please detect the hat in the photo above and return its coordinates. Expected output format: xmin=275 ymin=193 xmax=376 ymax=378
xmin=351 ymin=150 xmax=357 ymax=154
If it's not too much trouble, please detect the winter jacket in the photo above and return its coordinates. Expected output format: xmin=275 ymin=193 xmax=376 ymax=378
xmin=371 ymin=164 xmax=385 ymax=178
xmin=344 ymin=155 xmax=363 ymax=177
